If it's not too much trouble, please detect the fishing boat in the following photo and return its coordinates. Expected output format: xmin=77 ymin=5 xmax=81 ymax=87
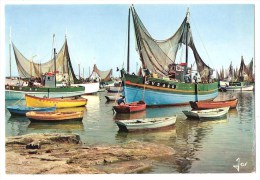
xmin=217 ymin=57 xmax=254 ymax=92
xmin=115 ymin=116 xmax=177 ymax=132
xmin=182 ymin=107 xmax=230 ymax=120
xmin=189 ymin=98 xmax=238 ymax=110
xmin=219 ymin=81 xmax=254 ymax=91
xmin=6 ymin=105 xmax=56 ymax=116
xmin=5 ymin=84 xmax=85 ymax=100
xmin=26 ymin=111 xmax=84 ymax=122
xmin=5 ymin=34 xmax=102 ymax=100
xmin=25 ymin=94 xmax=87 ymax=108
xmin=113 ymin=100 xmax=146 ymax=113
xmin=122 ymin=5 xmax=218 ymax=106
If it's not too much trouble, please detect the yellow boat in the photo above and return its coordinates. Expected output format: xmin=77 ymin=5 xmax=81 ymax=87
xmin=25 ymin=94 xmax=87 ymax=108
xmin=26 ymin=111 xmax=84 ymax=122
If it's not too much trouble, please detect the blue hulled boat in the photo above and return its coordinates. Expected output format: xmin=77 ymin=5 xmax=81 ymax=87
xmin=122 ymin=6 xmax=218 ymax=106
xmin=7 ymin=105 xmax=56 ymax=116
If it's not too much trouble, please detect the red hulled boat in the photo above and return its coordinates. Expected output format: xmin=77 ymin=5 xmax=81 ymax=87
xmin=113 ymin=100 xmax=146 ymax=113
xmin=189 ymin=98 xmax=238 ymax=110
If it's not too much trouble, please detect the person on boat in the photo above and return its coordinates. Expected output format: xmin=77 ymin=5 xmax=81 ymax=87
xmin=193 ymin=73 xmax=198 ymax=84
xmin=185 ymin=73 xmax=191 ymax=83
xmin=117 ymin=96 xmax=125 ymax=105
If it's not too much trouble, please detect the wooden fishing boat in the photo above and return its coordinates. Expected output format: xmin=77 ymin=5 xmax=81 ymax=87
xmin=113 ymin=100 xmax=146 ymax=113
xmin=122 ymin=6 xmax=218 ymax=106
xmin=182 ymin=107 xmax=230 ymax=120
xmin=26 ymin=111 xmax=84 ymax=122
xmin=189 ymin=98 xmax=238 ymax=110
xmin=7 ymin=105 xmax=56 ymax=116
xmin=25 ymin=94 xmax=87 ymax=108
xmin=115 ymin=115 xmax=177 ymax=132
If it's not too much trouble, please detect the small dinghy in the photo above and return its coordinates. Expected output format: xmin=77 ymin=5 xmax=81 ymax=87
xmin=182 ymin=107 xmax=230 ymax=120
xmin=189 ymin=98 xmax=238 ymax=110
xmin=113 ymin=100 xmax=146 ymax=113
xmin=7 ymin=105 xmax=56 ymax=116
xmin=26 ymin=111 xmax=84 ymax=122
xmin=115 ymin=115 xmax=177 ymax=132
xmin=105 ymin=95 xmax=120 ymax=102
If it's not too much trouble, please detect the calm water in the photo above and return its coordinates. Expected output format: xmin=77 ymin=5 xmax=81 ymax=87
xmin=5 ymin=91 xmax=255 ymax=173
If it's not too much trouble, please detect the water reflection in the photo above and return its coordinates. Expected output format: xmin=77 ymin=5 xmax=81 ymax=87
xmin=116 ymin=127 xmax=177 ymax=143
xmin=28 ymin=120 xmax=84 ymax=131
xmin=7 ymin=116 xmax=30 ymax=136
xmin=113 ymin=110 xmax=146 ymax=120
xmin=5 ymin=91 xmax=255 ymax=173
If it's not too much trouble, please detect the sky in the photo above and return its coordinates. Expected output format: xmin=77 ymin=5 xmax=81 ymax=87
xmin=3 ymin=2 xmax=256 ymax=79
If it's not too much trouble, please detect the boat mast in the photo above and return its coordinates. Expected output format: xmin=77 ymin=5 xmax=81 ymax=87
xmin=53 ymin=34 xmax=56 ymax=88
xmin=184 ymin=8 xmax=190 ymax=82
xmin=127 ymin=6 xmax=131 ymax=73
xmin=9 ymin=27 xmax=11 ymax=79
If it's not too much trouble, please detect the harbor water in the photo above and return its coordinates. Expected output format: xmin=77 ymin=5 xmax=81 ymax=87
xmin=5 ymin=91 xmax=255 ymax=173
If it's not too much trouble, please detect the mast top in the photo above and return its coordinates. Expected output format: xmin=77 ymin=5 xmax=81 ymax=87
xmin=186 ymin=7 xmax=190 ymax=23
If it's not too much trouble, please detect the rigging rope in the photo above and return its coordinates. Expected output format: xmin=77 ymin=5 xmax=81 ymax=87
xmin=190 ymin=16 xmax=215 ymax=68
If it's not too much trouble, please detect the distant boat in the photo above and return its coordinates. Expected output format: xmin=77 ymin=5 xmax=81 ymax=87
xmin=122 ymin=5 xmax=218 ymax=106
xmin=219 ymin=81 xmax=254 ymax=91
xmin=106 ymin=86 xmax=123 ymax=93
xmin=6 ymin=105 xmax=56 ymax=116
xmin=71 ymin=82 xmax=100 ymax=94
xmin=182 ymin=107 xmax=230 ymax=120
xmin=25 ymin=94 xmax=87 ymax=108
xmin=5 ymin=84 xmax=85 ymax=100
xmin=115 ymin=116 xmax=177 ymax=132
xmin=113 ymin=100 xmax=146 ymax=113
xmin=105 ymin=95 xmax=120 ymax=101
xmin=189 ymin=98 xmax=238 ymax=110
xmin=26 ymin=111 xmax=84 ymax=122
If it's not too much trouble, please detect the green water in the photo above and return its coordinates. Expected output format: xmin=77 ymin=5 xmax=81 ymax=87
xmin=5 ymin=91 xmax=255 ymax=173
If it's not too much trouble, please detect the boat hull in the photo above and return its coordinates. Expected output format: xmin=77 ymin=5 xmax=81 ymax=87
xmin=123 ymin=74 xmax=218 ymax=106
xmin=25 ymin=94 xmax=87 ymax=108
xmin=26 ymin=111 xmax=84 ymax=122
xmin=71 ymin=82 xmax=100 ymax=94
xmin=189 ymin=98 xmax=238 ymax=110
xmin=113 ymin=101 xmax=146 ymax=113
xmin=5 ymin=85 xmax=85 ymax=100
xmin=7 ymin=105 xmax=56 ymax=116
xmin=219 ymin=81 xmax=254 ymax=91
xmin=115 ymin=116 xmax=177 ymax=132
xmin=182 ymin=107 xmax=229 ymax=120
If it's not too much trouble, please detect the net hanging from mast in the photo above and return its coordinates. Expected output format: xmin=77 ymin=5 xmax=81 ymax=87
xmin=130 ymin=5 xmax=213 ymax=81
xmin=12 ymin=38 xmax=80 ymax=83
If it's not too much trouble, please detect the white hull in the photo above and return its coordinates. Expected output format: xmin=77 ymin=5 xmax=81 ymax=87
xmin=183 ymin=107 xmax=230 ymax=120
xmin=71 ymin=82 xmax=100 ymax=94
xmin=5 ymin=90 xmax=85 ymax=100
xmin=219 ymin=81 xmax=254 ymax=91
xmin=116 ymin=116 xmax=177 ymax=131
xmin=224 ymin=85 xmax=254 ymax=91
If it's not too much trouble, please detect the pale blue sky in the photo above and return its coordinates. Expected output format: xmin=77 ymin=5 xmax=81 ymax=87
xmin=5 ymin=4 xmax=255 ymax=78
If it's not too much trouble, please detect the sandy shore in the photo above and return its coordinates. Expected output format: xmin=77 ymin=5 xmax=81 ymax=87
xmin=6 ymin=133 xmax=175 ymax=174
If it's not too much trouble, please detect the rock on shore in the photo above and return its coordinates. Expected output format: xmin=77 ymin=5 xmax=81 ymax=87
xmin=6 ymin=133 xmax=175 ymax=174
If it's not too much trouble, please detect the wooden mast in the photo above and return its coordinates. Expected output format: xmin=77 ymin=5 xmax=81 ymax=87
xmin=53 ymin=34 xmax=56 ymax=88
xmin=9 ymin=27 xmax=11 ymax=79
xmin=127 ymin=6 xmax=131 ymax=73
xmin=184 ymin=8 xmax=190 ymax=82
